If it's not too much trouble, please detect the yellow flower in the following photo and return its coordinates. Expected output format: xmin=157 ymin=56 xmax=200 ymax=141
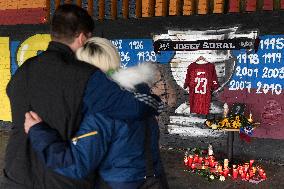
xmin=209 ymin=175 xmax=215 ymax=180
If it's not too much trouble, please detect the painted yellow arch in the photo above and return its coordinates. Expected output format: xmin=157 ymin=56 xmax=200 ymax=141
xmin=0 ymin=37 xmax=11 ymax=121
xmin=17 ymin=34 xmax=51 ymax=67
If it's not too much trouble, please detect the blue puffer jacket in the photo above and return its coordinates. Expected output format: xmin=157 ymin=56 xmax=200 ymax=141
xmin=28 ymin=63 xmax=163 ymax=189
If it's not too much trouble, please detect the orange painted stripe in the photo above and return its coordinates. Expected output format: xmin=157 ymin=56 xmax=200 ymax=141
xmin=46 ymin=0 xmax=50 ymax=22
xmin=122 ymin=0 xmax=129 ymax=19
xmin=135 ymin=0 xmax=142 ymax=18
xmin=99 ymin=0 xmax=105 ymax=20
xmin=155 ymin=0 xmax=168 ymax=16
xmin=111 ymin=0 xmax=118 ymax=19
xmin=64 ymin=0 xmax=73 ymax=4
xmin=213 ymin=0 xmax=224 ymax=13
xmin=55 ymin=0 xmax=61 ymax=9
xmin=0 ymin=8 xmax=47 ymax=25
xmin=183 ymin=0 xmax=194 ymax=15
xmin=0 ymin=0 xmax=46 ymax=10
xmin=88 ymin=0 xmax=94 ymax=16
xmin=169 ymin=0 xmax=182 ymax=16
xmin=197 ymin=0 xmax=208 ymax=14
xmin=76 ymin=0 xmax=82 ymax=7
xmin=142 ymin=0 xmax=155 ymax=17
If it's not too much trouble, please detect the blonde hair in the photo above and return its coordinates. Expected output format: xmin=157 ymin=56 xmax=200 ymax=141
xmin=76 ymin=37 xmax=120 ymax=72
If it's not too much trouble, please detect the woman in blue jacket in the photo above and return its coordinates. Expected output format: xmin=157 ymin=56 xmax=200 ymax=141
xmin=24 ymin=37 xmax=168 ymax=189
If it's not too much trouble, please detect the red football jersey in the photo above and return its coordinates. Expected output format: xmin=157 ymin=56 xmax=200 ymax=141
xmin=184 ymin=62 xmax=219 ymax=115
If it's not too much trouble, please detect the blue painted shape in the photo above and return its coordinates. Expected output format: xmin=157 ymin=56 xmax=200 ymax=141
xmin=10 ymin=41 xmax=20 ymax=75
xmin=9 ymin=39 xmax=175 ymax=75
xmin=230 ymin=35 xmax=284 ymax=94
xmin=111 ymin=39 xmax=175 ymax=68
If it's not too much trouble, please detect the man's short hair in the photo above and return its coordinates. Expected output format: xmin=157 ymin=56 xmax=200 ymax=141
xmin=51 ymin=4 xmax=94 ymax=44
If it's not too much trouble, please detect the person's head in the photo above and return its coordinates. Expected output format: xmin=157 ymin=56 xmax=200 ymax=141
xmin=51 ymin=4 xmax=94 ymax=51
xmin=76 ymin=37 xmax=121 ymax=73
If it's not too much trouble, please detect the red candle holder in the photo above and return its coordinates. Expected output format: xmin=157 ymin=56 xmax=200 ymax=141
xmin=223 ymin=168 xmax=229 ymax=177
xmin=209 ymin=160 xmax=215 ymax=168
xmin=241 ymin=172 xmax=246 ymax=179
xmin=232 ymin=169 xmax=238 ymax=179
xmin=191 ymin=163 xmax=196 ymax=169
xmin=184 ymin=158 xmax=188 ymax=166
xmin=246 ymin=173 xmax=250 ymax=180
xmin=193 ymin=155 xmax=199 ymax=163
xmin=262 ymin=173 xmax=267 ymax=180
xmin=198 ymin=157 xmax=203 ymax=164
xmin=258 ymin=168 xmax=264 ymax=176
xmin=249 ymin=170 xmax=254 ymax=178
xmin=204 ymin=158 xmax=209 ymax=166
xmin=188 ymin=155 xmax=193 ymax=166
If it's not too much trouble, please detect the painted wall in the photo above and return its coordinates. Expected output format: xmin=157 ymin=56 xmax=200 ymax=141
xmin=0 ymin=29 xmax=283 ymax=140
xmin=1 ymin=11 xmax=284 ymax=161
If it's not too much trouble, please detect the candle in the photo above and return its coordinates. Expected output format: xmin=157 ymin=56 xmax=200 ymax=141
xmin=223 ymin=168 xmax=229 ymax=177
xmin=246 ymin=173 xmax=250 ymax=180
xmin=209 ymin=160 xmax=215 ymax=168
xmin=208 ymin=155 xmax=214 ymax=160
xmin=224 ymin=159 xmax=229 ymax=169
xmin=204 ymin=157 xmax=209 ymax=166
xmin=218 ymin=165 xmax=223 ymax=174
xmin=262 ymin=173 xmax=267 ymax=180
xmin=258 ymin=168 xmax=264 ymax=176
xmin=249 ymin=160 xmax=254 ymax=167
xmin=208 ymin=144 xmax=214 ymax=156
xmin=193 ymin=154 xmax=199 ymax=163
xmin=248 ymin=112 xmax=253 ymax=122
xmin=233 ymin=169 xmax=238 ymax=179
xmin=198 ymin=157 xmax=203 ymax=164
xmin=249 ymin=170 xmax=254 ymax=178
xmin=188 ymin=155 xmax=193 ymax=166
xmin=241 ymin=172 xmax=246 ymax=179
xmin=184 ymin=157 xmax=188 ymax=166
xmin=252 ymin=167 xmax=257 ymax=174
xmin=223 ymin=103 xmax=229 ymax=117
xmin=191 ymin=163 xmax=196 ymax=169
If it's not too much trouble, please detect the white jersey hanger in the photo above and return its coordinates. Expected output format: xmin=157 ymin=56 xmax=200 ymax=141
xmin=195 ymin=56 xmax=208 ymax=64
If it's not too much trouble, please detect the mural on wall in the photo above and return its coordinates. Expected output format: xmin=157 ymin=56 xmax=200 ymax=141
xmin=0 ymin=29 xmax=283 ymax=139
xmin=152 ymin=27 xmax=259 ymax=137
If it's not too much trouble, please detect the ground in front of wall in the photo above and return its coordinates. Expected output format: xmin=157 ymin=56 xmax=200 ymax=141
xmin=1 ymin=130 xmax=284 ymax=189
xmin=161 ymin=148 xmax=284 ymax=189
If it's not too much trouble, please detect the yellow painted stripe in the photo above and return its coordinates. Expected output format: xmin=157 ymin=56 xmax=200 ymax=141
xmin=0 ymin=0 xmax=46 ymax=10
xmin=72 ymin=131 xmax=98 ymax=142
xmin=0 ymin=37 xmax=11 ymax=121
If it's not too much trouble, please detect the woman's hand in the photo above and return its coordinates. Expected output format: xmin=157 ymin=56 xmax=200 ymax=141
xmin=24 ymin=111 xmax=43 ymax=134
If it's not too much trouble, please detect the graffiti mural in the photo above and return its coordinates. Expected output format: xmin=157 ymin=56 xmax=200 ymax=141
xmin=152 ymin=27 xmax=259 ymax=137
xmin=0 ymin=30 xmax=283 ymax=140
